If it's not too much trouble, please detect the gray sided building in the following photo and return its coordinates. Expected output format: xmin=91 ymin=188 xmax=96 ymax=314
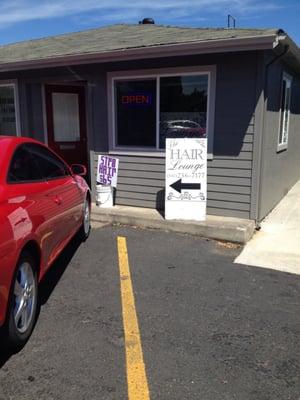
xmin=0 ymin=23 xmax=299 ymax=223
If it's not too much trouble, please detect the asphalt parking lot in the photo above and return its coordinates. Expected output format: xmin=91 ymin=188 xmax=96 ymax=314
xmin=0 ymin=224 xmax=299 ymax=400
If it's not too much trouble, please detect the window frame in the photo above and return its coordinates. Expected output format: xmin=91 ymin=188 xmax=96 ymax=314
xmin=277 ymin=72 xmax=292 ymax=152
xmin=0 ymin=80 xmax=21 ymax=137
xmin=108 ymin=66 xmax=216 ymax=158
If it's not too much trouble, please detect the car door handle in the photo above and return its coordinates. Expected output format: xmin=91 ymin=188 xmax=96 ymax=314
xmin=53 ymin=196 xmax=62 ymax=205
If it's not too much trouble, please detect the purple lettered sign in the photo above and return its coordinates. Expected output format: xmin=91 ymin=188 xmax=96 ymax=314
xmin=96 ymin=155 xmax=119 ymax=187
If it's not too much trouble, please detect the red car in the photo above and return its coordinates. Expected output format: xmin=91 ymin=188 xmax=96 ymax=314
xmin=0 ymin=136 xmax=91 ymax=350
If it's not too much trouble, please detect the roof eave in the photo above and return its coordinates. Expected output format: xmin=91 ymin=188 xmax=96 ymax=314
xmin=277 ymin=34 xmax=300 ymax=72
xmin=0 ymin=34 xmax=278 ymax=73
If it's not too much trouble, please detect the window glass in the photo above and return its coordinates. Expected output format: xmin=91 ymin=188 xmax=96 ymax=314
xmin=8 ymin=145 xmax=43 ymax=183
xmin=278 ymin=75 xmax=291 ymax=147
xmin=27 ymin=144 xmax=70 ymax=179
xmin=52 ymin=93 xmax=80 ymax=142
xmin=115 ymin=79 xmax=156 ymax=147
xmin=0 ymin=85 xmax=17 ymax=136
xmin=159 ymin=75 xmax=208 ymax=148
xmin=113 ymin=73 xmax=210 ymax=150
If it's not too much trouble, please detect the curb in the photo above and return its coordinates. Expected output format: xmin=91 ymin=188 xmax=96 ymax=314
xmin=91 ymin=204 xmax=255 ymax=244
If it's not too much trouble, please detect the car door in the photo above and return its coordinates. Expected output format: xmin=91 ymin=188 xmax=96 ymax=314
xmin=27 ymin=144 xmax=84 ymax=255
xmin=6 ymin=144 xmax=59 ymax=268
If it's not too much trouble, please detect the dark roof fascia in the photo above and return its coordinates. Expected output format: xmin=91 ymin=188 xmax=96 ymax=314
xmin=0 ymin=34 xmax=278 ymax=72
xmin=277 ymin=33 xmax=300 ymax=73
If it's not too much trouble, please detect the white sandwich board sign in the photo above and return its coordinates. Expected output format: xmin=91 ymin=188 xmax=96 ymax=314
xmin=165 ymin=138 xmax=207 ymax=221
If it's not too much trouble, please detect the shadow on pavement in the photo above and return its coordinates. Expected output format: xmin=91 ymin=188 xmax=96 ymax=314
xmin=0 ymin=348 xmax=11 ymax=369
xmin=39 ymin=232 xmax=82 ymax=305
xmin=0 ymin=231 xmax=83 ymax=368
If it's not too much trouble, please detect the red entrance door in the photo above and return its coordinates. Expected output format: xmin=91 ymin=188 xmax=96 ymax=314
xmin=45 ymin=85 xmax=88 ymax=168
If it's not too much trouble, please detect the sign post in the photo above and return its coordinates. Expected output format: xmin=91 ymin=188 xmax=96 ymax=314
xmin=165 ymin=138 xmax=207 ymax=221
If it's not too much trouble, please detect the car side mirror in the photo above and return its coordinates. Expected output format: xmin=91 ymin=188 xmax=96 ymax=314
xmin=71 ymin=164 xmax=87 ymax=176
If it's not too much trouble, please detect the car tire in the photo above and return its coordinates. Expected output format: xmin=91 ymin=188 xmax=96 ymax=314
xmin=79 ymin=198 xmax=91 ymax=241
xmin=6 ymin=251 xmax=38 ymax=351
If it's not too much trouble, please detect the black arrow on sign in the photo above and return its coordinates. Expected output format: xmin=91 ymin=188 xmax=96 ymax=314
xmin=170 ymin=179 xmax=201 ymax=193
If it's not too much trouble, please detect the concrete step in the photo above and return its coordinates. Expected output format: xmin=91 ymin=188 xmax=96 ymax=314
xmin=91 ymin=204 xmax=255 ymax=244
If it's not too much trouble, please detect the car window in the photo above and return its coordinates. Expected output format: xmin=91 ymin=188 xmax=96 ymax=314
xmin=26 ymin=144 xmax=70 ymax=180
xmin=7 ymin=145 xmax=43 ymax=183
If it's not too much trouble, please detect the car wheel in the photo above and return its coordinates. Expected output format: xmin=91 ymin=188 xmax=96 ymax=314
xmin=7 ymin=252 xmax=38 ymax=350
xmin=80 ymin=198 xmax=91 ymax=241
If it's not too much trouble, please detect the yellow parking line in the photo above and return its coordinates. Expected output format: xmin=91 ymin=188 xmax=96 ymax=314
xmin=117 ymin=236 xmax=150 ymax=400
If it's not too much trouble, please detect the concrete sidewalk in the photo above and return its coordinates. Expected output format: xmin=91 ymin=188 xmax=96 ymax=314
xmin=235 ymin=180 xmax=300 ymax=275
xmin=91 ymin=204 xmax=255 ymax=244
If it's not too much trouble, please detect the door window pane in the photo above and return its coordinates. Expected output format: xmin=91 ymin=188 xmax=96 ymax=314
xmin=8 ymin=146 xmax=43 ymax=183
xmin=52 ymin=93 xmax=80 ymax=142
xmin=27 ymin=144 xmax=70 ymax=180
xmin=159 ymin=75 xmax=208 ymax=148
xmin=115 ymin=79 xmax=156 ymax=147
xmin=0 ymin=86 xmax=17 ymax=136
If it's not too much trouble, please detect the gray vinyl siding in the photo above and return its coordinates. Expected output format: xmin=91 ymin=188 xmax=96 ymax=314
xmin=258 ymin=60 xmax=300 ymax=220
xmin=92 ymin=145 xmax=253 ymax=218
xmin=91 ymin=52 xmax=257 ymax=218
xmin=26 ymin=83 xmax=45 ymax=142
xmin=15 ymin=82 xmax=45 ymax=142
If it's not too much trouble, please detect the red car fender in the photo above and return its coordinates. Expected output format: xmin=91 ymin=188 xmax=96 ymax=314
xmin=0 ymin=208 xmax=44 ymax=326
xmin=0 ymin=213 xmax=18 ymax=326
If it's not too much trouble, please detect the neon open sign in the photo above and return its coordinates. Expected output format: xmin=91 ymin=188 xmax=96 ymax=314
xmin=121 ymin=92 xmax=153 ymax=107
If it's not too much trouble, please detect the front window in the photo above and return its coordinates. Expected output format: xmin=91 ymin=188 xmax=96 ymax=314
xmin=159 ymin=75 xmax=208 ymax=148
xmin=112 ymin=70 xmax=213 ymax=152
xmin=0 ymin=84 xmax=18 ymax=136
xmin=278 ymin=73 xmax=292 ymax=151
xmin=115 ymin=79 xmax=156 ymax=147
